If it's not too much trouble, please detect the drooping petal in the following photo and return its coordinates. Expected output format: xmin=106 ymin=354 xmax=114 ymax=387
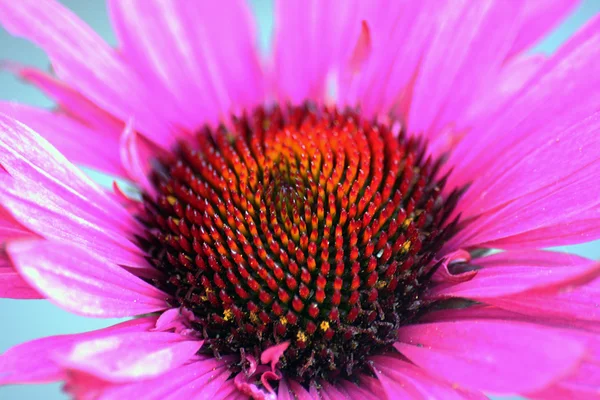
xmin=108 ymin=0 xmax=264 ymax=129
xmin=0 ymin=115 xmax=147 ymax=267
xmin=429 ymin=250 xmax=600 ymax=300
xmin=0 ymin=114 xmax=135 ymax=231
xmin=7 ymin=240 xmax=168 ymax=317
xmin=420 ymin=306 xmax=600 ymax=399
xmin=70 ymin=356 xmax=238 ymax=400
xmin=57 ymin=332 xmax=201 ymax=382
xmin=371 ymin=354 xmax=487 ymax=400
xmin=0 ymin=317 xmax=156 ymax=385
xmin=0 ymin=102 xmax=127 ymax=178
xmin=395 ymin=319 xmax=585 ymax=394
xmin=0 ymin=0 xmax=178 ymax=148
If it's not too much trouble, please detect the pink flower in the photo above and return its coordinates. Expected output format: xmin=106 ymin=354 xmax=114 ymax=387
xmin=0 ymin=0 xmax=599 ymax=399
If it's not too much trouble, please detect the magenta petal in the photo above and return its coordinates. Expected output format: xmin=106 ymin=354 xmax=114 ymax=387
xmin=485 ymin=276 xmax=600 ymax=322
xmin=429 ymin=250 xmax=600 ymax=300
xmin=4 ymin=65 xmax=124 ymax=136
xmin=66 ymin=356 xmax=236 ymax=400
xmin=57 ymin=332 xmax=201 ymax=382
xmin=395 ymin=319 xmax=585 ymax=394
xmin=0 ymin=251 xmax=41 ymax=299
xmin=108 ymin=0 xmax=264 ymax=129
xmin=8 ymin=240 xmax=168 ymax=317
xmin=371 ymin=354 xmax=487 ymax=400
xmin=0 ymin=102 xmax=127 ymax=178
xmin=278 ymin=378 xmax=314 ymax=400
xmin=507 ymin=0 xmax=579 ymax=57
xmin=0 ymin=317 xmax=156 ymax=384
xmin=0 ymin=0 xmax=176 ymax=148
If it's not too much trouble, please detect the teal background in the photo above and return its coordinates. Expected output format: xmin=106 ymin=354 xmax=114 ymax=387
xmin=0 ymin=1 xmax=599 ymax=399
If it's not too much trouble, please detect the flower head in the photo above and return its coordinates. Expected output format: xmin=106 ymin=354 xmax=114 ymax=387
xmin=1 ymin=0 xmax=600 ymax=399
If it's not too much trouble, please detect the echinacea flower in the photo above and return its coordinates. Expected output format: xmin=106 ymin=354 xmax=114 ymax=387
xmin=1 ymin=0 xmax=599 ymax=398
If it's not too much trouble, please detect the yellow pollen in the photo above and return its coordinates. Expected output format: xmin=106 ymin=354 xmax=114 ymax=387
xmin=319 ymin=321 xmax=330 ymax=331
xmin=376 ymin=280 xmax=388 ymax=289
xmin=280 ymin=316 xmax=288 ymax=326
xmin=249 ymin=312 xmax=259 ymax=323
xmin=167 ymin=195 xmax=177 ymax=205
xmin=402 ymin=217 xmax=413 ymax=228
xmin=297 ymin=331 xmax=308 ymax=342
xmin=401 ymin=240 xmax=412 ymax=253
xmin=223 ymin=309 xmax=233 ymax=321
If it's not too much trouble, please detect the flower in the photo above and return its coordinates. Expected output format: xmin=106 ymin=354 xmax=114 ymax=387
xmin=0 ymin=0 xmax=599 ymax=399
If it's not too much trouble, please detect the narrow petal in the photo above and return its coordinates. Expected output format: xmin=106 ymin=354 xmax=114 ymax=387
xmin=429 ymin=250 xmax=600 ymax=300
xmin=7 ymin=240 xmax=168 ymax=317
xmin=58 ymin=332 xmax=201 ymax=382
xmin=0 ymin=317 xmax=156 ymax=384
xmin=3 ymin=65 xmax=124 ymax=135
xmin=0 ymin=102 xmax=126 ymax=178
xmin=395 ymin=319 xmax=585 ymax=394
xmin=371 ymin=355 xmax=487 ymax=400
xmin=507 ymin=0 xmax=580 ymax=57
xmin=108 ymin=0 xmax=264 ymax=128
xmin=0 ymin=0 xmax=177 ymax=148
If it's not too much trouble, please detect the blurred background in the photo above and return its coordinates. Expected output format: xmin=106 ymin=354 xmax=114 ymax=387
xmin=0 ymin=1 xmax=599 ymax=399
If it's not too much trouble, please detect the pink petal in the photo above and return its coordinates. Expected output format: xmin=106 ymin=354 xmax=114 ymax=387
xmin=278 ymin=378 xmax=314 ymax=400
xmin=371 ymin=354 xmax=487 ymax=400
xmin=485 ymin=276 xmax=600 ymax=322
xmin=445 ymin=15 xmax=600 ymax=249
xmin=0 ymin=317 xmax=156 ymax=384
xmin=447 ymin=110 xmax=600 ymax=251
xmin=395 ymin=319 xmax=585 ymax=394
xmin=408 ymin=1 xmax=525 ymax=139
xmin=108 ymin=0 xmax=264 ymax=129
xmin=119 ymin=119 xmax=155 ymax=194
xmin=429 ymin=250 xmax=600 ymax=300
xmin=0 ymin=204 xmax=31 ymax=242
xmin=0 ymin=115 xmax=147 ymax=267
xmin=7 ymin=239 xmax=168 ymax=317
xmin=260 ymin=341 xmax=290 ymax=370
xmin=507 ymin=0 xmax=580 ymax=57
xmin=0 ymin=114 xmax=136 ymax=232
xmin=58 ymin=332 xmax=201 ymax=382
xmin=65 ymin=356 xmax=237 ymax=400
xmin=0 ymin=0 xmax=177 ymax=149
xmin=3 ymin=64 xmax=124 ymax=135
xmin=273 ymin=0 xmax=366 ymax=104
xmin=0 ymin=250 xmax=41 ymax=299
xmin=0 ymin=102 xmax=127 ymax=178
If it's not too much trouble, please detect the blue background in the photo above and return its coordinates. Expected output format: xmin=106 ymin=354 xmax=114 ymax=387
xmin=0 ymin=1 xmax=599 ymax=398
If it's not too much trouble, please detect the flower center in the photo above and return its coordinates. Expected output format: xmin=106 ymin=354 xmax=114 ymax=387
xmin=140 ymin=105 xmax=456 ymax=382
